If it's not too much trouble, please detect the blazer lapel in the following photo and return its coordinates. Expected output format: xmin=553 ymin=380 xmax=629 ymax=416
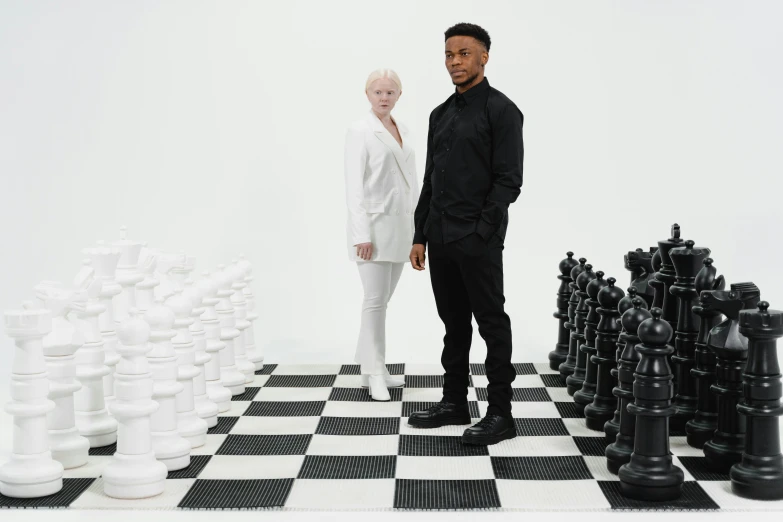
xmin=367 ymin=109 xmax=413 ymax=188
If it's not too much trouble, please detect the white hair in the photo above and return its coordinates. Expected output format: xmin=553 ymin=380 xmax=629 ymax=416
xmin=365 ymin=68 xmax=402 ymax=93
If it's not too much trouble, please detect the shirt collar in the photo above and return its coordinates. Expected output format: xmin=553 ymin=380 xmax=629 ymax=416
xmin=455 ymin=76 xmax=489 ymax=105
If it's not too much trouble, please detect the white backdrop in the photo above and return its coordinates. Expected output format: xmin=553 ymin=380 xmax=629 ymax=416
xmin=1 ymin=0 xmax=782 ymax=397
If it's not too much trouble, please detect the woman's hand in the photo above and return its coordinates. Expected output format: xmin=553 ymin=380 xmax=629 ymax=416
xmin=355 ymin=242 xmax=373 ymax=260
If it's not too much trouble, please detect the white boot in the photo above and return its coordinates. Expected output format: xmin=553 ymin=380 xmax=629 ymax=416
xmin=368 ymin=375 xmax=390 ymax=401
xmin=362 ymin=371 xmax=404 ymax=388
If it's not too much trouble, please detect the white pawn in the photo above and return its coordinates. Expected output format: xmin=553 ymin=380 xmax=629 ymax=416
xmin=103 ymin=308 xmax=168 ymax=499
xmin=237 ymin=254 xmax=263 ymax=371
xmin=196 ymin=271 xmax=235 ymax=406
xmin=107 ymin=226 xmax=145 ymax=325
xmin=228 ymin=260 xmax=254 ymax=384
xmin=182 ymin=278 xmax=219 ymax=427
xmin=216 ymin=264 xmax=254 ymax=383
xmin=83 ymin=248 xmax=122 ymax=408
xmin=32 ymin=283 xmax=90 ymax=469
xmin=0 ymin=308 xmax=64 ymax=498
xmin=69 ymin=263 xmax=118 ymax=447
xmin=165 ymin=292 xmax=208 ymax=448
xmin=144 ymin=297 xmax=191 ymax=470
xmin=135 ymin=250 xmax=160 ymax=313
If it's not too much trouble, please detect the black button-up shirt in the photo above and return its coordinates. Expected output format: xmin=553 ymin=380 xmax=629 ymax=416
xmin=413 ymin=76 xmax=524 ymax=245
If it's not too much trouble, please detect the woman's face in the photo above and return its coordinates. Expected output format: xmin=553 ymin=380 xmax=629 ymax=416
xmin=366 ymin=78 xmax=401 ymax=117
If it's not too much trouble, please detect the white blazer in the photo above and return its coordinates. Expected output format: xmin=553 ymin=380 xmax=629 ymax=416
xmin=344 ymin=108 xmax=419 ymax=263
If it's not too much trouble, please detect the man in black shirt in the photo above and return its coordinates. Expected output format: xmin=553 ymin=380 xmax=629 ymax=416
xmin=407 ymin=23 xmax=524 ymax=446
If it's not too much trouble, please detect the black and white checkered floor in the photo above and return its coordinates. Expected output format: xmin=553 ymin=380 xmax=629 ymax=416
xmin=2 ymin=362 xmax=782 ymax=511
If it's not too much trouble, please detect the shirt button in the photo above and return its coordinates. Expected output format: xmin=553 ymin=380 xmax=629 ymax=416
xmin=440 ymin=190 xmax=444 ymax=194
xmin=391 ymin=169 xmax=396 ymax=173
xmin=441 ymin=211 xmax=445 ymax=215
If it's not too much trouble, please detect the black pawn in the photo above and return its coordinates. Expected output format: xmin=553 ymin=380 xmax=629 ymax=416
xmin=703 ymin=282 xmax=761 ymax=472
xmin=606 ymin=297 xmax=652 ymax=474
xmin=685 ymin=257 xmax=726 ymax=448
xmin=669 ymin=240 xmax=711 ymax=432
xmin=565 ymin=264 xmax=597 ymax=395
xmin=560 ymin=258 xmax=588 ymax=380
xmin=586 ymin=277 xmax=625 ymax=432
xmin=607 ymin=288 xmax=648 ymax=442
xmin=551 ymin=252 xmax=580 ymax=370
xmin=619 ymin=307 xmax=684 ymax=501
xmin=648 ymin=247 xmax=664 ymax=310
xmin=732 ymin=301 xmax=783 ymax=500
xmin=574 ymin=271 xmax=609 ymax=415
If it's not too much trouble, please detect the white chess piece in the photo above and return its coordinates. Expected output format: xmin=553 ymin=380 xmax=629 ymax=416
xmin=103 ymin=308 xmax=168 ymax=499
xmin=237 ymin=254 xmax=263 ymax=371
xmin=152 ymin=250 xmax=186 ymax=302
xmin=216 ymin=264 xmax=254 ymax=383
xmin=69 ymin=264 xmax=118 ymax=447
xmin=107 ymin=226 xmax=145 ymax=325
xmin=135 ymin=250 xmax=160 ymax=312
xmin=165 ymin=292 xmax=208 ymax=448
xmin=0 ymin=308 xmax=64 ymax=498
xmin=144 ymin=297 xmax=191 ymax=470
xmin=31 ymin=283 xmax=90 ymax=469
xmin=196 ymin=271 xmax=235 ymax=407
xmin=228 ymin=260 xmax=254 ymax=384
xmin=83 ymin=248 xmax=122 ymax=407
xmin=208 ymin=269 xmax=246 ymax=395
xmin=182 ymin=277 xmax=219 ymax=427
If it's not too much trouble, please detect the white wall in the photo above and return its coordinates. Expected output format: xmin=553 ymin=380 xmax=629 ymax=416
xmin=1 ymin=0 xmax=782 ymax=394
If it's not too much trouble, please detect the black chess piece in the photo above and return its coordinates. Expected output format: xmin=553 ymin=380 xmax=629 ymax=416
xmin=648 ymin=247 xmax=664 ymax=310
xmin=606 ymin=287 xmax=648 ymax=442
xmin=656 ymin=224 xmax=685 ymax=394
xmin=731 ymin=301 xmax=783 ymax=500
xmin=702 ymin=282 xmax=761 ymax=472
xmin=669 ymin=240 xmax=711 ymax=432
xmin=574 ymin=271 xmax=609 ymax=415
xmin=606 ymin=297 xmax=652 ymax=474
xmin=618 ymin=307 xmax=684 ymax=501
xmin=560 ymin=258 xmax=588 ymax=381
xmin=685 ymin=258 xmax=726 ymax=448
xmin=551 ymin=252 xmax=580 ymax=370
xmin=566 ymin=264 xmax=596 ymax=395
xmin=586 ymin=277 xmax=625 ymax=432
xmin=624 ymin=247 xmax=657 ymax=308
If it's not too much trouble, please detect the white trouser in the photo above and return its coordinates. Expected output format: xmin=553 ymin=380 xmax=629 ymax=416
xmin=354 ymin=261 xmax=404 ymax=375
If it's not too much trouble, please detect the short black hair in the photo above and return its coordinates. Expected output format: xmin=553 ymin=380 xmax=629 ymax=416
xmin=445 ymin=23 xmax=491 ymax=52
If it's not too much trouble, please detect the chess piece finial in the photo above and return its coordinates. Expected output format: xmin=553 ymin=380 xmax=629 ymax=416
xmin=670 ymin=223 xmax=681 ymax=240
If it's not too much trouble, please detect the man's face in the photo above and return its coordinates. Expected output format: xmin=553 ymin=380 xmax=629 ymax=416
xmin=366 ymin=78 xmax=401 ymax=117
xmin=445 ymin=36 xmax=486 ymax=88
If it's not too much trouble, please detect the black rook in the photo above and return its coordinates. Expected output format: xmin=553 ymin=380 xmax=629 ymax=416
xmin=731 ymin=301 xmax=783 ymax=500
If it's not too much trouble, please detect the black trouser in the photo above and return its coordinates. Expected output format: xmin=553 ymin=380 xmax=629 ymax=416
xmin=427 ymin=232 xmax=516 ymax=418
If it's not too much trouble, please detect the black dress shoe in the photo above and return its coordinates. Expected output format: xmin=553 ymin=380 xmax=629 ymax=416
xmin=407 ymin=401 xmax=472 ymax=428
xmin=461 ymin=414 xmax=517 ymax=445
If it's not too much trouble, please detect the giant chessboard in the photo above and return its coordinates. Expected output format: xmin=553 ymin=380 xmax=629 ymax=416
xmin=2 ymin=362 xmax=781 ymax=512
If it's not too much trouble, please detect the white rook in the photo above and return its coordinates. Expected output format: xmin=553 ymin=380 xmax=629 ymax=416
xmin=144 ymin=298 xmax=191 ymax=470
xmin=103 ymin=309 xmax=168 ymax=499
xmin=0 ymin=308 xmax=64 ymax=498
xmin=165 ymin=292 xmax=208 ymax=448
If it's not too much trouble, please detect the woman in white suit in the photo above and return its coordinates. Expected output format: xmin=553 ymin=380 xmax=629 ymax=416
xmin=344 ymin=68 xmax=419 ymax=401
